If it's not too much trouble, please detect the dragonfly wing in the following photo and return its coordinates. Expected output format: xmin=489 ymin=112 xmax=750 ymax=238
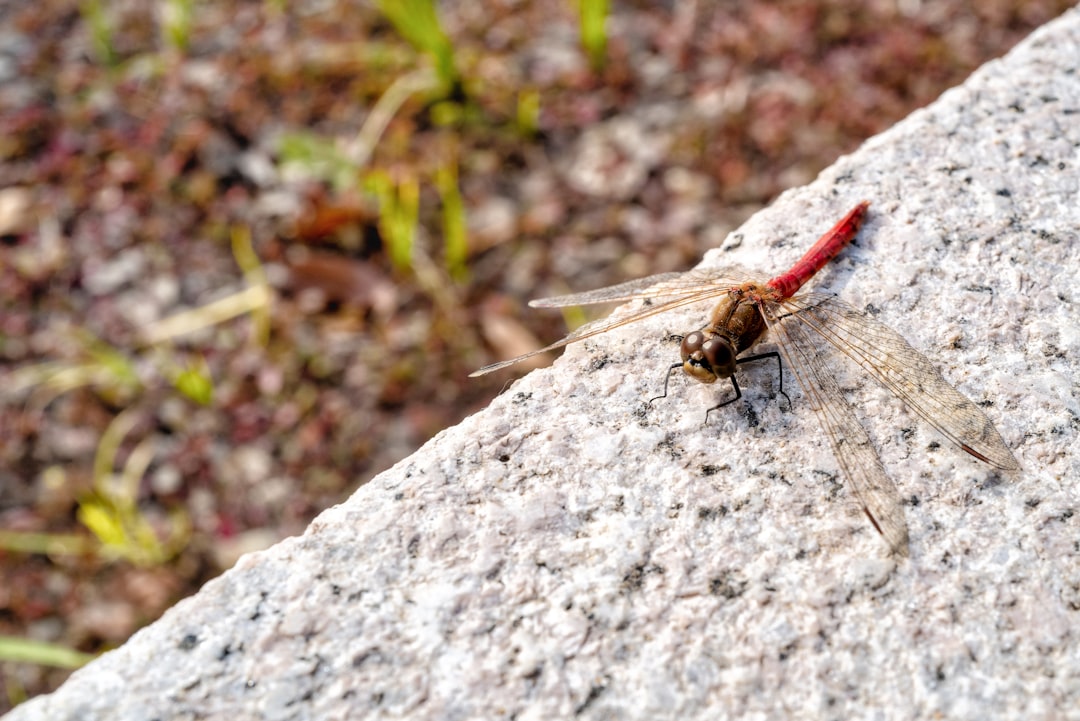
xmin=530 ymin=268 xmax=756 ymax=308
xmin=470 ymin=281 xmax=739 ymax=377
xmin=472 ymin=269 xmax=759 ymax=377
xmin=776 ymin=294 xmax=1020 ymax=472
xmin=762 ymin=304 xmax=910 ymax=556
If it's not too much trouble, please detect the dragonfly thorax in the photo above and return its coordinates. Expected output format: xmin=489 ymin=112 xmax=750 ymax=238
xmin=681 ymin=291 xmax=770 ymax=383
xmin=680 ymin=330 xmax=737 ymax=383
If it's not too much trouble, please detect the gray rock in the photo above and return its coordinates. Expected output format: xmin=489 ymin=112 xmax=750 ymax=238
xmin=9 ymin=8 xmax=1080 ymax=721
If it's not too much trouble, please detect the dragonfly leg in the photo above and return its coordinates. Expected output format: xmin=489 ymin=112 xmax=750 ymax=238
xmin=648 ymin=363 xmax=683 ymax=405
xmin=703 ymin=351 xmax=791 ymax=424
xmin=704 ymin=376 xmax=743 ymax=424
xmin=735 ymin=350 xmax=791 ymax=410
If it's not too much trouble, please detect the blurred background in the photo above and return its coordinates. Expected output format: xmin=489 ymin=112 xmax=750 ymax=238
xmin=0 ymin=0 xmax=1073 ymax=709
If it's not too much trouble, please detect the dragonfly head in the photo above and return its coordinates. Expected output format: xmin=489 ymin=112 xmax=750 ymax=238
xmin=680 ymin=330 xmax=736 ymax=383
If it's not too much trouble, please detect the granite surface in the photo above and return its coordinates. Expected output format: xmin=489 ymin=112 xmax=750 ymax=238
xmin=7 ymin=7 xmax=1079 ymax=721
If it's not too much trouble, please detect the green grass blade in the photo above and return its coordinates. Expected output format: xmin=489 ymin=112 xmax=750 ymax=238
xmin=81 ymin=0 xmax=118 ymax=67
xmin=161 ymin=0 xmax=194 ymax=52
xmin=578 ymin=0 xmax=609 ymax=71
xmin=0 ymin=636 xmax=95 ymax=669
xmin=366 ymin=170 xmax=419 ymax=273
xmin=436 ymin=160 xmax=468 ymax=282
xmin=517 ymin=88 xmax=540 ymax=137
xmin=376 ymin=0 xmax=458 ymax=91
xmin=0 ymin=531 xmax=94 ymax=556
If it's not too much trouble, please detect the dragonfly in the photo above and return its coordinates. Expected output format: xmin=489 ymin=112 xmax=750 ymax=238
xmin=471 ymin=201 xmax=1020 ymax=556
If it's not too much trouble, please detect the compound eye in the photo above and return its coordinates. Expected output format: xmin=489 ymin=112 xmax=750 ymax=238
xmin=702 ymin=338 xmax=736 ymax=377
xmin=680 ymin=331 xmax=705 ymax=360
xmin=680 ymin=331 xmax=722 ymax=383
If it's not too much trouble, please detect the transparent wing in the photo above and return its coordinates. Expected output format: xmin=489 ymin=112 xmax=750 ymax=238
xmin=761 ymin=303 xmax=910 ymax=556
xmin=775 ymin=293 xmax=1019 ymax=472
xmin=529 ymin=268 xmax=756 ymax=308
xmin=471 ymin=269 xmax=754 ymax=377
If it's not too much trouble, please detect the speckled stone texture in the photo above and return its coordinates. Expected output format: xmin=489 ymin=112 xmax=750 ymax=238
xmin=8 ymin=8 xmax=1079 ymax=721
